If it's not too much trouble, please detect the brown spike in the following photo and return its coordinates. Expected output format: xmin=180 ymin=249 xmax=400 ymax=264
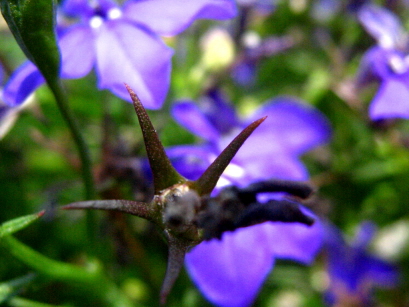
xmin=193 ymin=116 xmax=267 ymax=196
xmin=62 ymin=200 xmax=155 ymax=222
xmin=160 ymin=235 xmax=190 ymax=305
xmin=125 ymin=84 xmax=186 ymax=194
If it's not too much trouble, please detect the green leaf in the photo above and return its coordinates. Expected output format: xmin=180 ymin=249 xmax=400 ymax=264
xmin=0 ymin=211 xmax=44 ymax=238
xmin=8 ymin=296 xmax=74 ymax=307
xmin=0 ymin=236 xmax=136 ymax=307
xmin=0 ymin=0 xmax=60 ymax=82
xmin=0 ymin=274 xmax=36 ymax=304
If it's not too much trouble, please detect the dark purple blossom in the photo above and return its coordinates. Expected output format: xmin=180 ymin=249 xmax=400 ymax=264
xmin=324 ymin=222 xmax=398 ymax=306
xmin=167 ymin=89 xmax=331 ymax=306
xmin=3 ymin=0 xmax=237 ymax=109
xmin=357 ymin=4 xmax=409 ymax=120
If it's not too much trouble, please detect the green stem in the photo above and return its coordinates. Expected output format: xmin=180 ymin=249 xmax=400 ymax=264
xmin=9 ymin=296 xmax=73 ymax=307
xmin=48 ymin=79 xmax=95 ymax=200
xmin=46 ymin=79 xmax=97 ymax=244
xmin=1 ymin=236 xmax=136 ymax=307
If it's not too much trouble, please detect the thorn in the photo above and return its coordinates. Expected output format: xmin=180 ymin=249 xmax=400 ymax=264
xmin=193 ymin=116 xmax=267 ymax=195
xmin=124 ymin=84 xmax=186 ymax=194
xmin=62 ymin=200 xmax=155 ymax=221
xmin=160 ymin=236 xmax=190 ymax=305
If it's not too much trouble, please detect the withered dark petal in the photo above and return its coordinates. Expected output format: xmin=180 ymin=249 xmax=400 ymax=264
xmin=234 ymin=199 xmax=314 ymax=229
xmin=239 ymin=179 xmax=314 ymax=200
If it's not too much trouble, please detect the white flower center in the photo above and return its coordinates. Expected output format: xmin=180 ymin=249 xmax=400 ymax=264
xmin=90 ymin=16 xmax=103 ymax=29
xmin=89 ymin=8 xmax=122 ymax=29
xmin=108 ymin=8 xmax=122 ymax=20
xmin=224 ymin=163 xmax=245 ymax=179
xmin=389 ymin=54 xmax=408 ymax=74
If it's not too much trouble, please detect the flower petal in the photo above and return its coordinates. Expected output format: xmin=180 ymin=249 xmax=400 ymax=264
xmin=369 ymin=78 xmax=409 ymax=120
xmin=364 ymin=256 xmax=398 ymax=288
xmin=62 ymin=0 xmax=118 ymax=19
xmin=261 ymin=207 xmax=324 ymax=264
xmin=62 ymin=0 xmax=94 ymax=18
xmin=352 ymin=221 xmax=376 ymax=250
xmin=186 ymin=226 xmax=274 ymax=307
xmin=357 ymin=47 xmax=390 ymax=84
xmin=230 ymin=133 xmax=310 ymax=184
xmin=95 ymin=20 xmax=173 ymax=109
xmin=0 ymin=104 xmax=20 ymax=139
xmin=3 ymin=62 xmax=45 ymax=107
xmin=167 ymin=145 xmax=214 ymax=180
xmin=172 ymin=101 xmax=220 ymax=141
xmin=358 ymin=4 xmax=403 ymax=49
xmin=123 ymin=0 xmax=237 ymax=36
xmin=231 ymin=60 xmax=257 ymax=87
xmin=60 ymin=25 xmax=95 ymax=78
xmin=249 ymin=97 xmax=331 ymax=155
xmin=202 ymin=88 xmax=240 ymax=134
xmin=324 ymin=222 xmax=398 ymax=299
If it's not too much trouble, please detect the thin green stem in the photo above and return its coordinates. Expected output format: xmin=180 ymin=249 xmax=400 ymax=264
xmin=46 ymin=79 xmax=97 ymax=245
xmin=1 ymin=236 xmax=137 ymax=307
xmin=48 ymin=79 xmax=96 ymax=200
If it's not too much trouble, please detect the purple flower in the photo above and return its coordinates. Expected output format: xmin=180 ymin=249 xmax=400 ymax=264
xmin=0 ymin=63 xmax=31 ymax=139
xmin=357 ymin=4 xmax=409 ymax=120
xmin=168 ymin=88 xmax=331 ymax=189
xmin=186 ymin=209 xmax=324 ymax=307
xmin=3 ymin=0 xmax=237 ymax=109
xmin=168 ymin=89 xmax=331 ymax=306
xmin=324 ymin=222 xmax=398 ymax=306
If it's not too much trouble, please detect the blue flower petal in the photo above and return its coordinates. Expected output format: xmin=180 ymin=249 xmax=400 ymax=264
xmin=202 ymin=88 xmax=240 ymax=134
xmin=369 ymin=78 xmax=409 ymax=120
xmin=324 ymin=222 xmax=398 ymax=304
xmin=232 ymin=148 xmax=309 ymax=184
xmin=94 ymin=19 xmax=173 ymax=109
xmin=357 ymin=47 xmax=390 ymax=84
xmin=62 ymin=0 xmax=94 ymax=18
xmin=172 ymin=101 xmax=221 ymax=142
xmin=60 ymin=25 xmax=96 ymax=78
xmin=365 ymin=256 xmax=399 ymax=288
xmin=167 ymin=145 xmax=214 ymax=180
xmin=249 ymin=97 xmax=331 ymax=155
xmin=186 ymin=226 xmax=275 ymax=307
xmin=231 ymin=60 xmax=257 ymax=87
xmin=63 ymin=0 xmax=118 ymax=19
xmin=358 ymin=4 xmax=403 ymax=49
xmin=261 ymin=207 xmax=324 ymax=264
xmin=352 ymin=221 xmax=376 ymax=250
xmin=123 ymin=0 xmax=237 ymax=36
xmin=3 ymin=62 xmax=45 ymax=107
